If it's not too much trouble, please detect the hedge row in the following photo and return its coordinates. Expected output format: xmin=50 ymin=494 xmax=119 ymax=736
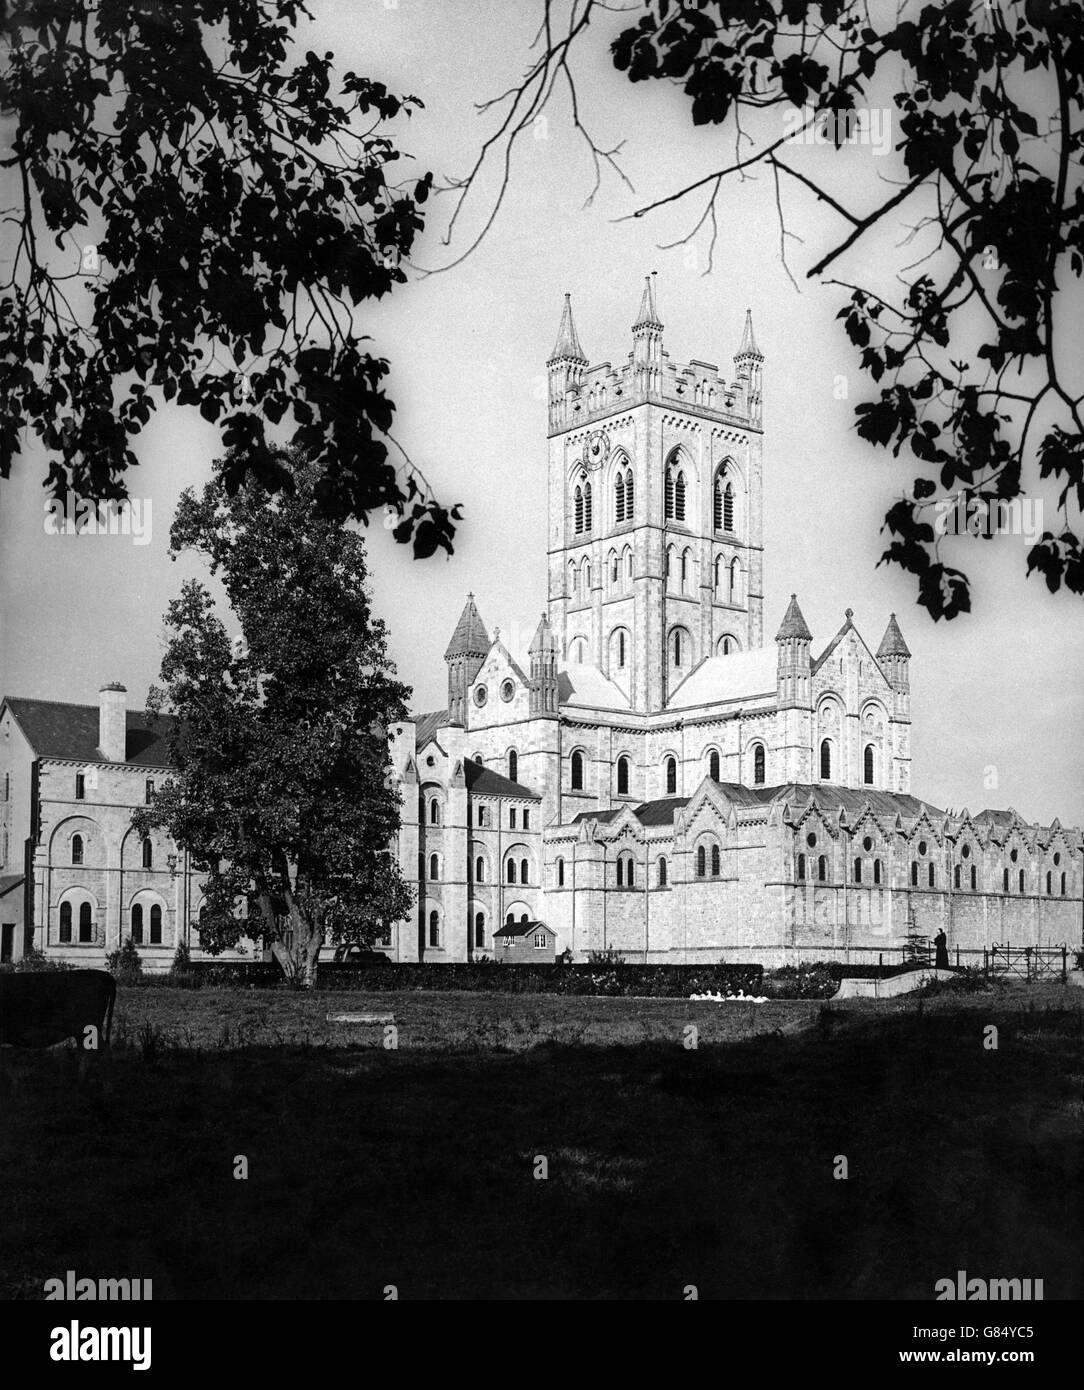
xmin=315 ymin=961 xmax=766 ymax=997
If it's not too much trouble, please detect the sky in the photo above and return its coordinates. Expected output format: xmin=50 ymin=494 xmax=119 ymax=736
xmin=1 ymin=0 xmax=1082 ymax=827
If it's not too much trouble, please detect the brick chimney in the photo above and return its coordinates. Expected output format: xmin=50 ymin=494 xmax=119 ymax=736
xmin=98 ymin=682 xmax=127 ymax=763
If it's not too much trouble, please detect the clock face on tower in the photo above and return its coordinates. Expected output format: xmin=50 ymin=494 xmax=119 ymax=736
xmin=586 ymin=430 xmax=608 ymax=466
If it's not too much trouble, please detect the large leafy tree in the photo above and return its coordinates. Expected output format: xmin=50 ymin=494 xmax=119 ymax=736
xmin=132 ymin=448 xmax=413 ymax=985
xmin=453 ymin=0 xmax=1084 ymax=616
xmin=1 ymin=0 xmax=455 ymax=556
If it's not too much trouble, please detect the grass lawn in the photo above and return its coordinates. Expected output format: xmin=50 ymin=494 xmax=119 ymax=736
xmin=0 ymin=984 xmax=1081 ymax=1300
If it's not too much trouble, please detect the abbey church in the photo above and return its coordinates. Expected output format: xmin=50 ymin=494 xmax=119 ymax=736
xmin=387 ymin=280 xmax=1082 ymax=966
xmin=0 ymin=282 xmax=1079 ymax=971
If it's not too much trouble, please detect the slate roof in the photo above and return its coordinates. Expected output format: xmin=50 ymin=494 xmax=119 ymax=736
xmin=876 ymin=613 xmax=911 ymax=659
xmin=493 ymin=920 xmax=554 ymax=939
xmin=411 ymin=710 xmax=449 ymax=748
xmin=2 ymin=697 xmax=175 ymax=767
xmin=571 ymin=782 xmax=940 ymax=827
xmin=775 ymin=594 xmax=812 ymax=641
xmin=464 ymin=760 xmax=541 ymax=801
xmin=973 ymin=808 xmax=1017 ymax=826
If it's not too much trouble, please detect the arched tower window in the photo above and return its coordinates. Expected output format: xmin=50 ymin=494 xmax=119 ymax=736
xmin=617 ymin=756 xmax=630 ymax=796
xmin=475 ymin=856 xmax=484 ymax=883
xmin=150 ymin=903 xmax=162 ymax=944
xmin=657 ymin=856 xmax=668 ymax=887
xmin=507 ymin=859 xmax=516 ymax=884
xmin=729 ymin=558 xmax=740 ymax=602
xmin=820 ymin=740 xmax=832 ymax=780
xmin=723 ymin=481 xmax=734 ymax=532
xmin=710 ymin=843 xmax=720 ymax=876
xmin=625 ymin=470 xmax=634 ymax=519
xmin=753 ymin=744 xmax=765 ymax=786
xmin=508 ymin=750 xmax=518 ymax=783
xmin=665 ymin=462 xmax=686 ymax=521
xmin=131 ymin=903 xmax=144 ymax=944
xmin=863 ymin=745 xmax=875 ymax=785
xmin=59 ymin=902 xmax=72 ymax=943
xmin=817 ymin=855 xmax=827 ymax=882
xmin=429 ymin=853 xmax=439 ymax=881
xmin=79 ymin=902 xmax=93 ymax=942
xmin=72 ymin=833 xmax=84 ymax=866
xmin=569 ymin=560 xmax=579 ymax=598
xmin=665 ymin=756 xmax=677 ymax=795
xmin=556 ymin=858 xmax=565 ymax=887
xmin=571 ymin=750 xmax=584 ymax=791
xmin=797 ymin=853 xmax=806 ymax=881
xmin=475 ymin=913 xmax=485 ymax=949
xmin=429 ymin=798 xmax=440 ymax=825
xmin=696 ymin=845 xmax=706 ymax=877
xmin=583 ymin=480 xmax=592 ymax=531
xmin=428 ymin=911 xmax=440 ymax=947
xmin=141 ymin=837 xmax=153 ymax=869
xmin=708 ymin=750 xmax=720 ymax=782
xmin=574 ymin=484 xmax=584 ymax=534
xmin=615 ymin=472 xmax=625 ymax=524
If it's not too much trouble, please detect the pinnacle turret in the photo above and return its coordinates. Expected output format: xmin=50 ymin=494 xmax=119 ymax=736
xmin=876 ymin=612 xmax=911 ymax=659
xmin=547 ymin=293 xmax=587 ymax=364
xmin=443 ymin=593 xmax=490 ymax=660
xmin=632 ymin=273 xmax=662 ymax=331
xmin=775 ymin=594 xmax=812 ymax=642
xmin=735 ymin=307 xmax=762 ymax=360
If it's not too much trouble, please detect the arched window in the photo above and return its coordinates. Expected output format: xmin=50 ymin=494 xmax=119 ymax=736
xmin=708 ymin=750 xmax=720 ymax=782
xmin=71 ymin=833 xmax=84 ymax=866
xmin=928 ymin=863 xmax=935 ymax=888
xmin=507 ymin=859 xmax=516 ymax=884
xmin=911 ymin=860 xmax=918 ymax=886
xmin=874 ymin=859 xmax=882 ymax=885
xmin=625 ymin=547 xmax=633 ymax=581
xmin=150 ymin=903 xmax=162 ymax=945
xmin=616 ymin=629 xmax=627 ymax=668
xmin=1061 ymin=871 xmax=1067 ymax=895
xmin=131 ymin=903 xmax=144 ymax=944
xmin=615 ymin=472 xmax=625 ymax=524
xmin=696 ymin=845 xmax=706 ymax=878
xmin=574 ymin=485 xmax=584 ymax=534
xmin=141 ymin=837 xmax=153 ymax=869
xmin=797 ymin=853 xmax=806 ymax=881
xmin=616 ymin=857 xmax=624 ymax=888
xmin=672 ymin=629 xmax=683 ymax=667
xmin=78 ymin=902 xmax=93 ymax=942
xmin=665 ymin=465 xmax=674 ymax=518
xmin=475 ymin=856 xmax=484 ymax=883
xmin=625 ymin=470 xmax=634 ymax=519
xmin=863 ymin=745 xmax=875 ymax=785
xmin=582 ymin=557 xmax=591 ymax=590
xmin=1003 ymin=867 xmax=1010 ymax=892
xmin=665 ymin=756 xmax=677 ymax=796
xmin=680 ymin=549 xmax=689 ymax=592
xmin=557 ymin=857 xmax=565 ymax=887
xmin=953 ymin=863 xmax=961 ymax=889
xmin=477 ymin=805 xmax=487 ymax=828
xmin=753 ymin=744 xmax=765 ymax=786
xmin=729 ymin=558 xmax=739 ymax=603
xmin=854 ymin=858 xmax=863 ymax=884
xmin=475 ymin=913 xmax=485 ymax=949
xmin=59 ymin=901 xmax=72 ymax=943
xmin=569 ymin=560 xmax=579 ymax=598
xmin=710 ymin=843 xmax=720 ymax=876
xmin=429 ymin=798 xmax=440 ymax=825
xmin=508 ymin=749 xmax=518 ymax=783
xmin=617 ymin=756 xmax=630 ymax=796
xmin=714 ymin=555 xmax=724 ymax=596
xmin=571 ymin=750 xmax=584 ymax=791
xmin=723 ymin=482 xmax=734 ymax=532
xmin=428 ymin=911 xmax=440 ymax=947
xmin=820 ymin=740 xmax=831 ymax=780
xmin=971 ymin=865 xmax=977 ymax=891
xmin=657 ymin=856 xmax=668 ymax=887
xmin=719 ymin=635 xmax=736 ymax=655
xmin=665 ymin=545 xmax=674 ymax=583
xmin=675 ymin=470 xmax=686 ymax=521
xmin=817 ymin=855 xmax=827 ymax=882
xmin=506 ymin=912 xmax=514 ymax=927
xmin=583 ymin=481 xmax=592 ymax=531
xmin=521 ymin=858 xmax=529 ymax=885
xmin=610 ymin=549 xmax=619 ymax=587
xmin=1019 ymin=868 xmax=1025 ymax=892
xmin=429 ymin=853 xmax=439 ymax=881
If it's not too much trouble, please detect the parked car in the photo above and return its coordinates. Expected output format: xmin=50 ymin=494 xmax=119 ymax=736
xmin=331 ymin=943 xmax=391 ymax=966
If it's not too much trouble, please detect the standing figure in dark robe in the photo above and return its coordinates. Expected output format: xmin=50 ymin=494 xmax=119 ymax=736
xmin=933 ymin=929 xmax=950 ymax=969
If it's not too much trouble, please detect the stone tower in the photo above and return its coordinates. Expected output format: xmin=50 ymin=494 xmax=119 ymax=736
xmin=876 ymin=613 xmax=911 ymax=721
xmin=546 ymin=279 xmax=765 ymax=714
xmin=444 ymin=594 xmax=490 ymax=726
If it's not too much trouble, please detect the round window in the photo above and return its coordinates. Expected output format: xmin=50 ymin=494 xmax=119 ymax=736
xmin=426 ymin=755 xmax=435 ymax=768
xmin=918 ymin=840 xmax=927 ymax=856
xmin=474 ymin=685 xmax=488 ymax=707
xmin=806 ymin=833 xmax=817 ymax=849
xmin=1010 ymin=848 xmax=1018 ymax=863
xmin=961 ymin=844 xmax=970 ymax=859
xmin=500 ymin=680 xmax=515 ymax=702
xmin=862 ymin=836 xmax=873 ymax=852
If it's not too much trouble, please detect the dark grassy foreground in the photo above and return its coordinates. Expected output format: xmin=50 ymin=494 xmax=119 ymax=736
xmin=1 ymin=986 xmax=1082 ymax=1300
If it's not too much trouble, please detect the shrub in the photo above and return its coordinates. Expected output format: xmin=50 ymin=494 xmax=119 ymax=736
xmin=170 ymin=940 xmax=192 ymax=976
xmin=0 ymin=947 xmax=73 ymax=973
xmin=586 ymin=949 xmax=626 ymax=966
xmin=106 ymin=936 xmax=144 ymax=983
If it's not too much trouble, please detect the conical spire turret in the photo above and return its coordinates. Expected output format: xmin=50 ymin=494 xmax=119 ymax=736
xmin=444 ymin=594 xmax=491 ymax=725
xmin=548 ymin=293 xmax=587 ymax=365
xmin=528 ymin=612 xmax=558 ymax=717
xmin=632 ymin=273 xmax=662 ymax=331
xmin=775 ymin=593 xmax=812 ymax=642
xmin=775 ymin=594 xmax=812 ymax=712
xmin=876 ymin=612 xmax=911 ymax=659
xmin=736 ymin=308 xmax=762 ymax=360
